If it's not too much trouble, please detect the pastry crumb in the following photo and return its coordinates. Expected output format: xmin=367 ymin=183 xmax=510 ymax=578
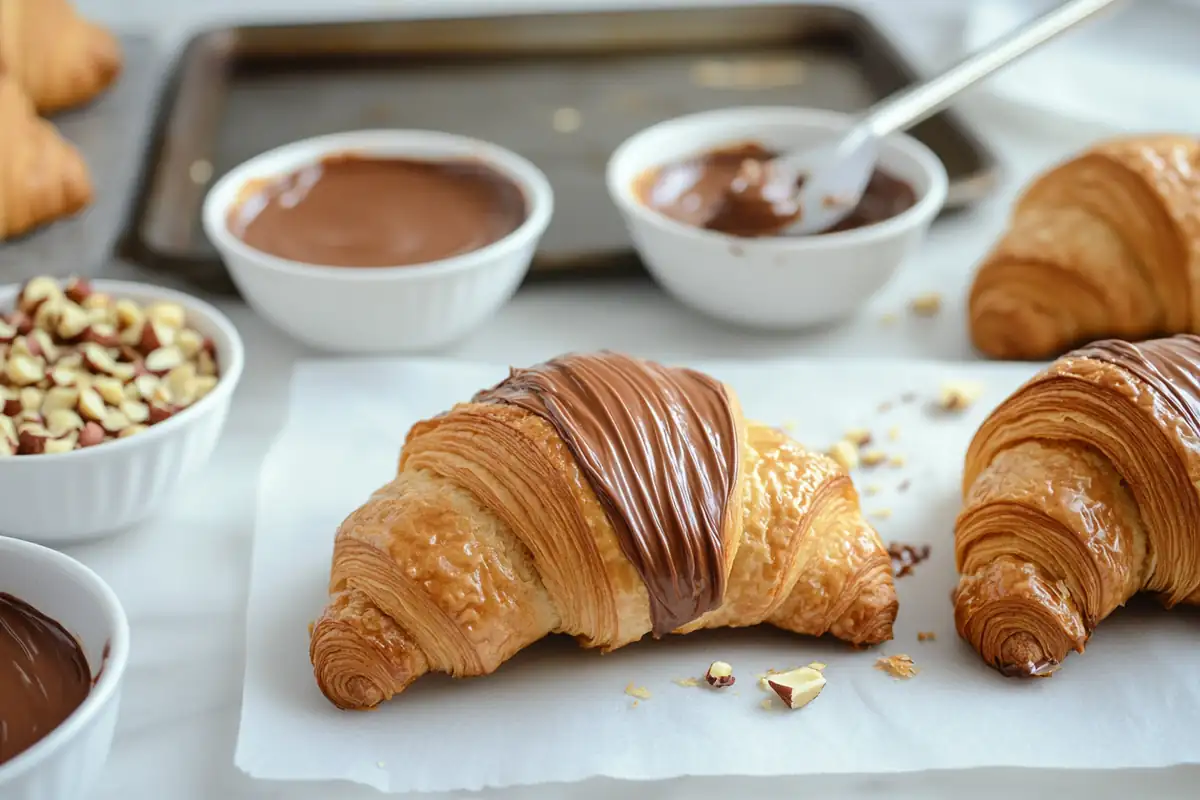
xmin=781 ymin=419 xmax=797 ymax=432
xmin=376 ymin=761 xmax=386 ymax=769
xmin=760 ymin=698 xmax=774 ymax=710
xmin=864 ymin=484 xmax=882 ymax=496
xmin=875 ymin=654 xmax=919 ymax=679
xmin=828 ymin=439 xmax=860 ymax=470
xmin=631 ymin=700 xmax=640 ymax=708
xmin=879 ymin=312 xmax=899 ymax=326
xmin=888 ymin=454 xmax=906 ymax=468
xmin=673 ymin=677 xmax=701 ymax=687
xmin=307 ymin=621 xmax=315 ymax=637
xmin=909 ymin=292 xmax=942 ymax=317
xmin=871 ymin=508 xmax=893 ymax=520
xmin=624 ymin=682 xmax=652 ymax=700
xmin=887 ymin=426 xmax=900 ymax=441
xmin=918 ymin=632 xmax=936 ymax=642
xmin=938 ymin=380 xmax=984 ymax=412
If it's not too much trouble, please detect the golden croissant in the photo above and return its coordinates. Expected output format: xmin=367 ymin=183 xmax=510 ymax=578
xmin=0 ymin=0 xmax=122 ymax=114
xmin=969 ymin=135 xmax=1200 ymax=360
xmin=0 ymin=71 xmax=92 ymax=240
xmin=955 ymin=334 xmax=1200 ymax=676
xmin=310 ymin=352 xmax=898 ymax=710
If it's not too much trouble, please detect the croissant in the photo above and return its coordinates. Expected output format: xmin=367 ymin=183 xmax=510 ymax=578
xmin=0 ymin=71 xmax=92 ymax=240
xmin=310 ymin=352 xmax=898 ymax=710
xmin=968 ymin=136 xmax=1200 ymax=360
xmin=954 ymin=333 xmax=1200 ymax=677
xmin=0 ymin=0 xmax=122 ymax=114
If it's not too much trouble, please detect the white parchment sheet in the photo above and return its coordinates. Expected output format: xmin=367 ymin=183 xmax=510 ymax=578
xmin=238 ymin=357 xmax=1200 ymax=794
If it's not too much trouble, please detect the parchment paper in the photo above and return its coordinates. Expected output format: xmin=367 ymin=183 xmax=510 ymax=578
xmin=238 ymin=356 xmax=1200 ymax=794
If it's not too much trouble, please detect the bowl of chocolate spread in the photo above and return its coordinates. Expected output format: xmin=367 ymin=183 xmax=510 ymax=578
xmin=0 ymin=535 xmax=129 ymax=799
xmin=203 ymin=130 xmax=554 ymax=353
xmin=607 ymin=107 xmax=948 ymax=331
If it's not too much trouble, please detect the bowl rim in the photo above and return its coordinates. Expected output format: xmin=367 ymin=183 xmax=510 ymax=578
xmin=605 ymin=106 xmax=950 ymax=251
xmin=201 ymin=129 xmax=555 ymax=281
xmin=0 ymin=535 xmax=130 ymax=784
xmin=0 ymin=278 xmax=245 ymax=465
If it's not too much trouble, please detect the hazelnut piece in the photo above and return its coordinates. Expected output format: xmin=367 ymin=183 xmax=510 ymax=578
xmin=765 ymin=667 xmax=826 ymax=710
xmin=78 ymin=421 xmax=107 ymax=448
xmin=704 ymin=660 xmax=735 ymax=688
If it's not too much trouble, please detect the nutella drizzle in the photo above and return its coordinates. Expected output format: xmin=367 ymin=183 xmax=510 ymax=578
xmin=1074 ymin=335 xmax=1200 ymax=433
xmin=475 ymin=352 xmax=739 ymax=637
xmin=0 ymin=593 xmax=91 ymax=766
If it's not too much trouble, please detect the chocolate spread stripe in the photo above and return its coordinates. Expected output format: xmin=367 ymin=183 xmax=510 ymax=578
xmin=1074 ymin=335 xmax=1200 ymax=435
xmin=475 ymin=352 xmax=739 ymax=637
xmin=1 ymin=593 xmax=91 ymax=765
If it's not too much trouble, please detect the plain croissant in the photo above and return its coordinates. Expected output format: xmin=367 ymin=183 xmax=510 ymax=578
xmin=310 ymin=352 xmax=898 ymax=710
xmin=969 ymin=136 xmax=1200 ymax=360
xmin=954 ymin=334 xmax=1200 ymax=676
xmin=0 ymin=71 xmax=92 ymax=240
xmin=0 ymin=0 xmax=122 ymax=114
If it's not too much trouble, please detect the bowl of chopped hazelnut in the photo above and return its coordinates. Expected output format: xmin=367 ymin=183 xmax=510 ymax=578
xmin=0 ymin=276 xmax=244 ymax=543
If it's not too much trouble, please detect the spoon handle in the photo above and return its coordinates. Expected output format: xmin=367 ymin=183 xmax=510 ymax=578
xmin=865 ymin=0 xmax=1122 ymax=138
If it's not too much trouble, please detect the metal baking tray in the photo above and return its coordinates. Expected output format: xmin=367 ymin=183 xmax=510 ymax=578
xmin=121 ymin=5 xmax=1000 ymax=293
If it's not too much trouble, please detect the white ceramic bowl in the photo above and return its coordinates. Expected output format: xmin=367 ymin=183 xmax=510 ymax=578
xmin=202 ymin=130 xmax=555 ymax=353
xmin=0 ymin=536 xmax=130 ymax=800
xmin=607 ymin=107 xmax=949 ymax=331
xmin=0 ymin=280 xmax=244 ymax=543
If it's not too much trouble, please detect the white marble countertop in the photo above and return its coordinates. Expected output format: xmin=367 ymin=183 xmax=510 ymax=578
xmin=47 ymin=0 xmax=1200 ymax=797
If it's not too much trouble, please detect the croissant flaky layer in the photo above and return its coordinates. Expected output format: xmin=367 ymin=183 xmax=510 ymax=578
xmin=310 ymin=353 xmax=897 ymax=710
xmin=955 ymin=334 xmax=1200 ymax=676
xmin=969 ymin=135 xmax=1200 ymax=360
xmin=0 ymin=0 xmax=122 ymax=113
xmin=0 ymin=73 xmax=92 ymax=240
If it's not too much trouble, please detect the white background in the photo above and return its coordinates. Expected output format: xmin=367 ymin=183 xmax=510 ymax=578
xmin=46 ymin=0 xmax=1200 ymax=797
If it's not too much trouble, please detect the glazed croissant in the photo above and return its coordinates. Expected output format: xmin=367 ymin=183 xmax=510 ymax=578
xmin=310 ymin=352 xmax=898 ymax=710
xmin=969 ymin=136 xmax=1200 ymax=360
xmin=0 ymin=72 xmax=92 ymax=240
xmin=0 ymin=0 xmax=122 ymax=114
xmin=955 ymin=334 xmax=1200 ymax=676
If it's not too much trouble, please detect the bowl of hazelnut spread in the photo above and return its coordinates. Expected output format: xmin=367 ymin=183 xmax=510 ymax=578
xmin=607 ymin=107 xmax=948 ymax=331
xmin=0 ymin=594 xmax=91 ymax=767
xmin=226 ymin=153 xmax=528 ymax=269
xmin=203 ymin=130 xmax=554 ymax=354
xmin=635 ymin=141 xmax=918 ymax=239
xmin=0 ymin=535 xmax=129 ymax=799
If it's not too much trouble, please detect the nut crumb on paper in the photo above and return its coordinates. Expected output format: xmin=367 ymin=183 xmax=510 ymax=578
xmin=875 ymin=654 xmax=919 ymax=679
xmin=861 ymin=449 xmax=887 ymax=467
xmin=844 ymin=427 xmax=872 ymax=446
xmin=897 ymin=479 xmax=911 ymax=493
xmin=887 ymin=426 xmax=900 ymax=441
xmin=808 ymin=662 xmax=826 ymax=670
xmin=871 ymin=508 xmax=893 ymax=520
xmin=879 ymin=312 xmax=899 ymax=326
xmin=909 ymin=292 xmax=942 ymax=317
xmin=938 ymin=380 xmax=984 ymax=412
xmin=624 ymin=683 xmax=652 ymax=700
xmin=918 ymin=632 xmax=936 ymax=642
xmin=781 ymin=419 xmax=797 ymax=432
xmin=673 ymin=677 xmax=701 ymax=688
xmin=864 ymin=484 xmax=881 ymax=496
xmin=760 ymin=698 xmax=774 ymax=710
xmin=630 ymin=700 xmax=640 ymax=709
xmin=888 ymin=454 xmax=906 ymax=468
xmin=828 ymin=440 xmax=859 ymax=471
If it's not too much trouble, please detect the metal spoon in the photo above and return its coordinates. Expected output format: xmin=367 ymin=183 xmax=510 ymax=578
xmin=771 ymin=0 xmax=1121 ymax=236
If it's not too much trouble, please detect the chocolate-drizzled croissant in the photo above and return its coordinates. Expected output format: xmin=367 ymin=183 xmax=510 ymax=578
xmin=310 ymin=352 xmax=898 ymax=710
xmin=955 ymin=334 xmax=1200 ymax=676
xmin=969 ymin=136 xmax=1200 ymax=360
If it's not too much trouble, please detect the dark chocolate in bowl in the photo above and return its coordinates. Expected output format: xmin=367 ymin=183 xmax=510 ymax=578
xmin=226 ymin=153 xmax=529 ymax=268
xmin=0 ymin=593 xmax=91 ymax=766
xmin=634 ymin=141 xmax=918 ymax=238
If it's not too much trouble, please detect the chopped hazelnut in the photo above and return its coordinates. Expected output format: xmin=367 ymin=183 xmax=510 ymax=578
xmin=861 ymin=449 xmax=887 ymax=467
xmin=844 ymin=427 xmax=872 ymax=446
xmin=704 ymin=660 xmax=735 ymax=688
xmin=888 ymin=454 xmax=906 ymax=468
xmin=623 ymin=683 xmax=652 ymax=700
xmin=765 ymin=666 xmax=826 ymax=709
xmin=909 ymin=292 xmax=942 ymax=317
xmin=871 ymin=508 xmax=893 ymax=520
xmin=938 ymin=380 xmax=983 ymax=412
xmin=827 ymin=440 xmax=859 ymax=471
